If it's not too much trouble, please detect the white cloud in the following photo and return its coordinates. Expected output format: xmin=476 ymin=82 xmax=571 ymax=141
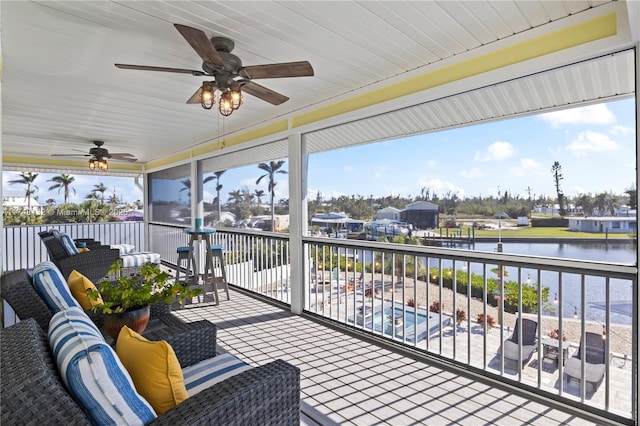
xmin=460 ymin=168 xmax=483 ymax=179
xmin=520 ymin=158 xmax=540 ymax=169
xmin=566 ymin=131 xmax=619 ymax=157
xmin=474 ymin=141 xmax=514 ymax=162
xmin=610 ymin=124 xmax=634 ymax=137
xmin=539 ymin=104 xmax=616 ymax=127
xmin=426 ymin=160 xmax=437 ymax=168
xmin=417 ymin=177 xmax=465 ymax=198
xmin=510 ymin=157 xmax=541 ymax=176
xmin=343 ymin=165 xmax=354 ymax=174
xmin=242 ymin=178 xmax=259 ymax=187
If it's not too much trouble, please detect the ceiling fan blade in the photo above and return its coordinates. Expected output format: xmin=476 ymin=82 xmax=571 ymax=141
xmin=174 ymin=24 xmax=225 ymax=67
xmin=242 ymin=81 xmax=289 ymax=105
xmin=186 ymin=86 xmax=203 ymax=104
xmin=240 ymin=61 xmax=314 ymax=79
xmin=115 ymin=64 xmax=205 ymax=76
xmin=51 ymin=153 xmax=89 ymax=157
xmin=108 ymin=152 xmax=135 ymax=158
xmin=109 ymin=155 xmax=138 ymax=162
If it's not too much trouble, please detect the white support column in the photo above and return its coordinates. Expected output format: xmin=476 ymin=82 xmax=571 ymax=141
xmin=191 ymin=160 xmax=204 ymax=227
xmin=288 ymin=132 xmax=308 ymax=314
xmin=142 ymin=173 xmax=150 ymax=251
xmin=634 ymin=40 xmax=639 ymax=426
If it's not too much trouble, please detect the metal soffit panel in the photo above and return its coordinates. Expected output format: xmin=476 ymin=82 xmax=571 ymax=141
xmin=199 ymin=139 xmax=289 ymax=173
xmin=304 ymin=50 xmax=635 ymax=154
xmin=0 ymin=0 xmax=619 ymax=167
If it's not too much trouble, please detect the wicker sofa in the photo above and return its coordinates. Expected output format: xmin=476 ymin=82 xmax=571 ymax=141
xmin=38 ymin=230 xmax=120 ymax=283
xmin=1 ymin=269 xmax=301 ymax=425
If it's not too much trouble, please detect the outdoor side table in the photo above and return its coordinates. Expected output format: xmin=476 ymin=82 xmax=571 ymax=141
xmin=541 ymin=336 xmax=569 ymax=365
xmin=184 ymin=227 xmax=220 ymax=305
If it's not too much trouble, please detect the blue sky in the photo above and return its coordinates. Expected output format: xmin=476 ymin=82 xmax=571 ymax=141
xmin=3 ymin=98 xmax=636 ymax=207
xmin=307 ymin=97 xmax=636 ymax=201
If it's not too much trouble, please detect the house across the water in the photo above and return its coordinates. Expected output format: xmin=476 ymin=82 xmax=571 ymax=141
xmin=567 ymin=216 xmax=637 ymax=233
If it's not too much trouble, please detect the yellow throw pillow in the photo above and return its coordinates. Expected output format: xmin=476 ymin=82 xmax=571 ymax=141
xmin=116 ymin=326 xmax=188 ymax=415
xmin=77 ymin=247 xmax=90 ymax=253
xmin=67 ymin=270 xmax=103 ymax=309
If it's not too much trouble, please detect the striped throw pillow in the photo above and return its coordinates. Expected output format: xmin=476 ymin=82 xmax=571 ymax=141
xmin=182 ymin=352 xmax=252 ymax=396
xmin=32 ymin=261 xmax=81 ymax=313
xmin=49 ymin=307 xmax=157 ymax=426
xmin=59 ymin=233 xmax=80 ymax=256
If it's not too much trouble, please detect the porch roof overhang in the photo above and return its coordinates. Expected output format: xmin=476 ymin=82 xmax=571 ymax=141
xmin=1 ymin=1 xmax=638 ymax=175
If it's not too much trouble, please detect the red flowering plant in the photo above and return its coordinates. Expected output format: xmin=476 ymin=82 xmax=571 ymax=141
xmin=547 ymin=328 xmax=568 ymax=341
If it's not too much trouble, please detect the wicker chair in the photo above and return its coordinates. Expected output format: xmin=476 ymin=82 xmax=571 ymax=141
xmin=1 ymin=318 xmax=301 ymax=425
xmin=1 ymin=269 xmax=301 ymax=425
xmin=38 ymin=230 xmax=119 ymax=282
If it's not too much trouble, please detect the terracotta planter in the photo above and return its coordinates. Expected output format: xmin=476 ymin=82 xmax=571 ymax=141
xmin=103 ymin=305 xmax=150 ymax=341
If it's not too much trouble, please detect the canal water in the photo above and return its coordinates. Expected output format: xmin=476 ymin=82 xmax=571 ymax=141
xmin=471 ymin=241 xmax=635 ymax=325
xmin=472 ymin=241 xmax=636 ymax=264
xmin=352 ymin=241 xmax=635 ymax=325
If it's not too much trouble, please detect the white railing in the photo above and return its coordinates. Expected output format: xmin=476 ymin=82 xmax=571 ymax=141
xmin=2 ymin=222 xmax=145 ymax=271
xmin=149 ymin=224 xmax=291 ymax=302
xmin=301 ymin=236 xmax=637 ymax=424
xmin=4 ymin=222 xmax=636 ymax=424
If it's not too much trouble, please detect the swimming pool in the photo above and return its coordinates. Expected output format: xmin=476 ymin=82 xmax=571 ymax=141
xmin=351 ymin=304 xmax=451 ymax=343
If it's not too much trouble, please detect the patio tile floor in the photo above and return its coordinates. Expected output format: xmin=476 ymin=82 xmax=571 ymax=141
xmin=171 ymin=289 xmax=604 ymax=425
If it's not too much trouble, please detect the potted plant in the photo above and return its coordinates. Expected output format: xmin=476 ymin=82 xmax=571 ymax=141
xmin=429 ymin=300 xmax=443 ymax=313
xmin=455 ymin=308 xmax=467 ymax=326
xmin=88 ymin=261 xmax=201 ymax=340
xmin=476 ymin=313 xmax=496 ymax=329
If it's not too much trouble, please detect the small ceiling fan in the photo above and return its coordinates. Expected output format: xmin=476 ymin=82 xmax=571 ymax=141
xmin=115 ymin=24 xmax=314 ymax=110
xmin=52 ymin=141 xmax=137 ymax=163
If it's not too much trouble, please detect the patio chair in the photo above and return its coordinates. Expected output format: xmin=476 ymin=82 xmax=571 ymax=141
xmin=38 ymin=230 xmax=119 ymax=282
xmin=564 ymin=332 xmax=606 ymax=392
xmin=500 ymin=318 xmax=538 ymax=367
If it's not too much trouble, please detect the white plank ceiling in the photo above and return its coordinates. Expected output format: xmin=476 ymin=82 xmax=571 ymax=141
xmin=1 ymin=0 xmax=634 ymax=170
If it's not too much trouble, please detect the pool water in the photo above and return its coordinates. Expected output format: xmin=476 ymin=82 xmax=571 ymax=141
xmin=352 ymin=304 xmax=451 ymax=343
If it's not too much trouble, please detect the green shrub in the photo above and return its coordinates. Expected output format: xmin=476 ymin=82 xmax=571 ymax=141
xmin=427 ymin=267 xmax=548 ymax=313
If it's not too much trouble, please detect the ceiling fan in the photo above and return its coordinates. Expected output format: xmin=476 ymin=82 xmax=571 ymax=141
xmin=52 ymin=141 xmax=137 ymax=170
xmin=115 ymin=24 xmax=314 ymax=112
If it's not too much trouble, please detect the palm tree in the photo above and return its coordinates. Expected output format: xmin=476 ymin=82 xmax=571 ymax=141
xmin=107 ymin=192 xmax=120 ymax=207
xmin=551 ymin=161 xmax=566 ymax=216
xmin=85 ymin=192 xmax=101 ymax=201
xmin=204 ymin=170 xmax=226 ymax=223
xmin=179 ymin=177 xmax=190 ymax=193
xmin=8 ymin=172 xmax=39 ymax=209
xmin=47 ymin=173 xmax=76 ymax=204
xmin=256 ymin=161 xmax=287 ymax=231
xmin=228 ymin=189 xmax=244 ymax=206
xmin=254 ymin=189 xmax=265 ymax=215
xmin=92 ymin=183 xmax=108 ymax=204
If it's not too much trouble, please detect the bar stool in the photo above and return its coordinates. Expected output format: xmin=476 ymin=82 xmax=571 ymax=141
xmin=204 ymin=244 xmax=230 ymax=301
xmin=175 ymin=246 xmax=196 ymax=284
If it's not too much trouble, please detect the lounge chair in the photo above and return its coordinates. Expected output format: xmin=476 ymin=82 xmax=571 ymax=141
xmin=501 ymin=318 xmax=538 ymax=368
xmin=564 ymin=332 xmax=606 ymax=392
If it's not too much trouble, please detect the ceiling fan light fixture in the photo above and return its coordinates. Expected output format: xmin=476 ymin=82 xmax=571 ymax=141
xmin=89 ymin=157 xmax=108 ymax=171
xmin=98 ymin=158 xmax=109 ymax=171
xmin=230 ymin=87 xmax=242 ymax=110
xmin=219 ymin=91 xmax=234 ymax=116
xmin=200 ymin=82 xmax=215 ymax=109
